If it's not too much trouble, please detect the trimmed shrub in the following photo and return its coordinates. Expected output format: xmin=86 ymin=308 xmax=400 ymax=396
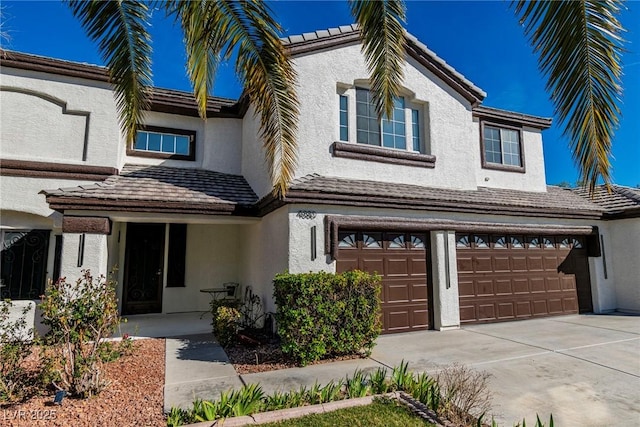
xmin=0 ymin=300 xmax=36 ymax=403
xmin=273 ymin=270 xmax=381 ymax=365
xmin=212 ymin=306 xmax=241 ymax=347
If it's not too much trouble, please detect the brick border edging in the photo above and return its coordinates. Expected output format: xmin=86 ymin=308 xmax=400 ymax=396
xmin=179 ymin=392 xmax=448 ymax=427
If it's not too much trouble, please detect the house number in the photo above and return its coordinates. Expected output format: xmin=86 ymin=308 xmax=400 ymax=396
xmin=296 ymin=210 xmax=317 ymax=220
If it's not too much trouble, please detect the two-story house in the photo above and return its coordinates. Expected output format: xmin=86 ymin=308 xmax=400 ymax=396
xmin=1 ymin=25 xmax=638 ymax=335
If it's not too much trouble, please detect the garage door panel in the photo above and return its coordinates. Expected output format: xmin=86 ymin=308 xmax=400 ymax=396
xmin=476 ymin=280 xmax=494 ymax=296
xmin=495 ymin=279 xmax=512 ymax=295
xmin=515 ymin=301 xmax=532 ymax=317
xmin=361 ymin=257 xmax=384 ymax=275
xmin=532 ymin=299 xmax=548 ymax=315
xmin=457 ymin=256 xmax=473 ymax=273
xmin=386 ymin=283 xmax=410 ymax=303
xmin=544 ymin=256 xmax=560 ymax=271
xmin=547 ymin=298 xmax=564 ymax=314
xmin=513 ymin=278 xmax=529 ymax=294
xmin=494 ymin=256 xmax=511 ymax=272
xmin=530 ymin=277 xmax=546 ymax=293
xmin=458 ymin=280 xmax=475 ymax=297
xmin=546 ymin=277 xmax=561 ymax=292
xmin=477 ymin=304 xmax=496 ymax=321
xmin=475 ymin=257 xmax=493 ymax=273
xmin=527 ymin=256 xmax=544 ymax=271
xmin=457 ymin=233 xmax=590 ymax=324
xmin=410 ymin=258 xmax=427 ymax=276
xmin=338 ymin=231 xmax=430 ymax=334
xmin=497 ymin=302 xmax=515 ymax=319
xmin=511 ymin=256 xmax=528 ymax=271
xmin=386 ymin=258 xmax=409 ymax=276
xmin=411 ymin=283 xmax=428 ymax=301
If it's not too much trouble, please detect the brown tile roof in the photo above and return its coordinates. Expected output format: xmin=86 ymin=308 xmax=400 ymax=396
xmin=472 ymin=105 xmax=552 ymax=130
xmin=42 ymin=164 xmax=257 ymax=215
xmin=572 ymin=185 xmax=640 ymax=218
xmin=280 ymin=175 xmax=603 ymax=219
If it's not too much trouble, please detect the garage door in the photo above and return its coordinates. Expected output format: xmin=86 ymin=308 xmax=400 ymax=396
xmin=456 ymin=233 xmax=592 ymax=324
xmin=336 ymin=231 xmax=430 ymax=334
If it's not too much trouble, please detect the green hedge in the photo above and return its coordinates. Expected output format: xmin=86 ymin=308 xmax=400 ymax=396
xmin=273 ymin=270 xmax=382 ymax=365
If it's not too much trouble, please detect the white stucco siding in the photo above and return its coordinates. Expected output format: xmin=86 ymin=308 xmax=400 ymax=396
xmin=239 ymin=208 xmax=289 ymax=314
xmin=291 ymin=44 xmax=479 ymax=191
xmin=1 ymin=68 xmax=121 ymax=167
xmin=608 ymin=218 xmax=640 ymax=313
xmin=241 ymin=106 xmax=273 ymax=198
xmin=288 ymin=208 xmax=335 ymax=274
xmin=59 ymin=233 xmax=109 ymax=282
xmin=163 ymin=224 xmax=242 ymax=313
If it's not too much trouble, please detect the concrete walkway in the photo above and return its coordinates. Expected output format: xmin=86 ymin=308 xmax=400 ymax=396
xmin=163 ymin=314 xmax=640 ymax=426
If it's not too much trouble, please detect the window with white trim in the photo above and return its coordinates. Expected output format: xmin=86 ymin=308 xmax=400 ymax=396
xmin=340 ymin=87 xmax=424 ymax=153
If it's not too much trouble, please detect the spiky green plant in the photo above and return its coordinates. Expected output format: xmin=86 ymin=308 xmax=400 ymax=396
xmin=391 ymin=360 xmax=414 ymax=391
xmin=320 ymin=379 xmax=344 ymax=403
xmin=345 ymin=369 xmax=370 ymax=398
xmin=368 ymin=366 xmax=389 ymax=394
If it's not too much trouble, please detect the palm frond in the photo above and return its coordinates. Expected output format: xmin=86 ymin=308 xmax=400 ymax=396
xmin=513 ymin=0 xmax=625 ymax=194
xmin=67 ymin=0 xmax=152 ymax=144
xmin=172 ymin=0 xmax=298 ymax=197
xmin=349 ymin=0 xmax=406 ymax=119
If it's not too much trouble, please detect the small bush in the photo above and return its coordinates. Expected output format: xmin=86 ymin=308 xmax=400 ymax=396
xmin=212 ymin=306 xmax=241 ymax=347
xmin=0 ymin=300 xmax=36 ymax=403
xmin=273 ymin=270 xmax=381 ymax=365
xmin=39 ymin=271 xmax=120 ymax=398
xmin=437 ymin=363 xmax=492 ymax=425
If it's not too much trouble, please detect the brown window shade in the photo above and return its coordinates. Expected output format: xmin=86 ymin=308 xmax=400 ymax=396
xmin=167 ymin=224 xmax=187 ymax=287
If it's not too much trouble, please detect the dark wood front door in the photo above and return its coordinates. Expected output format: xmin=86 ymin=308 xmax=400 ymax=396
xmin=336 ymin=231 xmax=430 ymax=334
xmin=456 ymin=233 xmax=592 ymax=324
xmin=123 ymin=223 xmax=165 ymax=315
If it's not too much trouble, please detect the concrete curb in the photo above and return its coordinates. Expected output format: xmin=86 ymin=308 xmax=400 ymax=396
xmin=180 ymin=393 xmax=407 ymax=427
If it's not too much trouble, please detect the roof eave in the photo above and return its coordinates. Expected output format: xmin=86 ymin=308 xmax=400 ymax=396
xmin=473 ymin=106 xmax=553 ymax=130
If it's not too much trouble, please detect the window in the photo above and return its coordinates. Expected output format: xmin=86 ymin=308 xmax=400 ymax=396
xmin=1 ymin=229 xmax=50 ymax=300
xmin=128 ymin=126 xmax=196 ymax=161
xmin=166 ymin=224 xmax=187 ymax=287
xmin=354 ymin=87 xmax=421 ymax=152
xmin=339 ymin=95 xmax=349 ymax=141
xmin=481 ymin=122 xmax=524 ymax=171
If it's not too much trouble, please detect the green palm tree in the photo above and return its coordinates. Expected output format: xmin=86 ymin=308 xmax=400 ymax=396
xmin=513 ymin=0 xmax=625 ymax=193
xmin=68 ymin=0 xmax=624 ymax=196
xmin=67 ymin=0 xmax=406 ymax=197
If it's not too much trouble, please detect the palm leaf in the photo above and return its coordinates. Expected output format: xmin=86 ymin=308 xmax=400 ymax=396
xmin=349 ymin=0 xmax=406 ymax=119
xmin=67 ymin=0 xmax=152 ymax=144
xmin=513 ymin=0 xmax=625 ymax=194
xmin=172 ymin=0 xmax=298 ymax=197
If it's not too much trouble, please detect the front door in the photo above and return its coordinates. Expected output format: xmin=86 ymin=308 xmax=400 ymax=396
xmin=123 ymin=223 xmax=165 ymax=314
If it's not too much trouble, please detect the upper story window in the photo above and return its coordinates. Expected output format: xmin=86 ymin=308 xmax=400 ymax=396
xmin=354 ymin=88 xmax=420 ymax=151
xmin=333 ymin=86 xmax=435 ymax=168
xmin=480 ymin=122 xmax=524 ymax=172
xmin=128 ymin=126 xmax=196 ymax=161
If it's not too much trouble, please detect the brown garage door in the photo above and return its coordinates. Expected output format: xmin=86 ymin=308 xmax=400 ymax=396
xmin=336 ymin=231 xmax=430 ymax=334
xmin=456 ymin=233 xmax=593 ymax=324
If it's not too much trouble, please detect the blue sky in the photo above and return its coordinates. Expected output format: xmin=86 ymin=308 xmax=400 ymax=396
xmin=2 ymin=1 xmax=638 ymax=187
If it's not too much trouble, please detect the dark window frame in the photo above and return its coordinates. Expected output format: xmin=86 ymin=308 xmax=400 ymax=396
xmin=127 ymin=125 xmax=197 ymax=161
xmin=479 ymin=120 xmax=526 ymax=173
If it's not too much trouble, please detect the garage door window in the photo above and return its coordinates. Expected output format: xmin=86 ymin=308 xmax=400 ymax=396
xmin=363 ymin=233 xmax=382 ymax=248
xmin=339 ymin=233 xmax=357 ymax=248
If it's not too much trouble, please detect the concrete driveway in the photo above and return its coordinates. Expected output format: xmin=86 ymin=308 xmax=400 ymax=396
xmin=166 ymin=314 xmax=639 ymax=426
xmin=372 ymin=314 xmax=640 ymax=426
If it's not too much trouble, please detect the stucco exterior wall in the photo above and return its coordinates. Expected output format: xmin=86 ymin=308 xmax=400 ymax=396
xmin=124 ymin=112 xmax=243 ymax=175
xmin=240 ymin=106 xmax=273 ymax=198
xmin=163 ymin=224 xmax=242 ymax=313
xmin=608 ymin=218 xmax=640 ymax=313
xmin=1 ymin=67 xmax=121 ymax=167
xmin=286 ymin=44 xmax=548 ymax=193
xmin=239 ymin=208 xmax=289 ymax=314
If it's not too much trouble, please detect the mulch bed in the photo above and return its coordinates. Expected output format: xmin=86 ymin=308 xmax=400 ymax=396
xmin=2 ymin=339 xmax=166 ymax=427
xmin=224 ymin=335 xmax=366 ymax=374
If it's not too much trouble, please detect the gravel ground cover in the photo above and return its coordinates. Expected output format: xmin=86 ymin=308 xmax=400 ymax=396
xmin=2 ymin=339 xmax=165 ymax=427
